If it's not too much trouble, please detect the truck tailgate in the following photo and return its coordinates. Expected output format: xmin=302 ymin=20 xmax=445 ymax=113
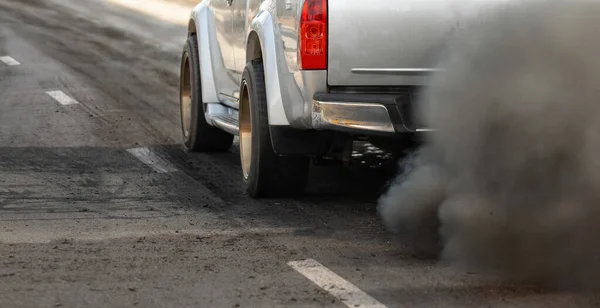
xmin=327 ymin=0 xmax=512 ymax=86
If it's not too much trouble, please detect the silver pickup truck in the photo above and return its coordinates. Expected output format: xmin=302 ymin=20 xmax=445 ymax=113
xmin=179 ymin=0 xmax=492 ymax=198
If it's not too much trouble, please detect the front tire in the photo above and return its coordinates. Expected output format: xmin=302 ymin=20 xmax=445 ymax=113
xmin=180 ymin=35 xmax=233 ymax=152
xmin=239 ymin=60 xmax=310 ymax=198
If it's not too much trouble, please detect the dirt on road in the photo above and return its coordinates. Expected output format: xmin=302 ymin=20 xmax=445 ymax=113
xmin=0 ymin=0 xmax=599 ymax=307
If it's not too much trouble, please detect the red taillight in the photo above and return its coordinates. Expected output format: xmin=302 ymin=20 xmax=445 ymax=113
xmin=299 ymin=0 xmax=327 ymax=70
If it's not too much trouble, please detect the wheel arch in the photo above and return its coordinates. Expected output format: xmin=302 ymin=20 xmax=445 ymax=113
xmin=243 ymin=27 xmax=332 ymax=156
xmin=187 ymin=3 xmax=221 ymax=105
xmin=188 ymin=18 xmax=197 ymax=37
xmin=247 ymin=13 xmax=291 ymax=127
xmin=246 ymin=31 xmax=263 ymax=63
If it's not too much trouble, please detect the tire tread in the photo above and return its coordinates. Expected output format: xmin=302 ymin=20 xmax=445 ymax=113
xmin=244 ymin=59 xmax=310 ymax=197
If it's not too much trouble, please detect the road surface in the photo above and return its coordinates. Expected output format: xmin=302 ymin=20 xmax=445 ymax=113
xmin=0 ymin=0 xmax=598 ymax=307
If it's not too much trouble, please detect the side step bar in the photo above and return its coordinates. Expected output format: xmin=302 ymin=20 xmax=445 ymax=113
xmin=211 ymin=114 xmax=239 ymax=135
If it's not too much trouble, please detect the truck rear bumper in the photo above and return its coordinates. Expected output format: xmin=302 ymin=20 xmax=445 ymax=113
xmin=312 ymin=92 xmax=432 ymax=136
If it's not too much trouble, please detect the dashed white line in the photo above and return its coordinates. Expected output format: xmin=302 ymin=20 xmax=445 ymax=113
xmin=46 ymin=90 xmax=79 ymax=105
xmin=0 ymin=56 xmax=20 ymax=66
xmin=288 ymin=259 xmax=388 ymax=308
xmin=127 ymin=147 xmax=178 ymax=173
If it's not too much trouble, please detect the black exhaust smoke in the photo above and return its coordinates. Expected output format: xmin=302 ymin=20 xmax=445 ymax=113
xmin=378 ymin=0 xmax=600 ymax=289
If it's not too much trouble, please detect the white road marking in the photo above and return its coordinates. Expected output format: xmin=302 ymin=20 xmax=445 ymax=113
xmin=0 ymin=56 xmax=20 ymax=66
xmin=127 ymin=147 xmax=178 ymax=173
xmin=46 ymin=90 xmax=80 ymax=105
xmin=288 ymin=259 xmax=388 ymax=308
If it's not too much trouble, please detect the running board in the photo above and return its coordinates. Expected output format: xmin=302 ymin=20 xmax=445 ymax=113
xmin=211 ymin=114 xmax=239 ymax=135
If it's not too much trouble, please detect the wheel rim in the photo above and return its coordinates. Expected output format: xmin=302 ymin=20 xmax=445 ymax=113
xmin=180 ymin=54 xmax=193 ymax=139
xmin=239 ymin=80 xmax=252 ymax=180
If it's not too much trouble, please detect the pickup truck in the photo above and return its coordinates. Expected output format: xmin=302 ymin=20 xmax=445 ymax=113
xmin=179 ymin=0 xmax=483 ymax=198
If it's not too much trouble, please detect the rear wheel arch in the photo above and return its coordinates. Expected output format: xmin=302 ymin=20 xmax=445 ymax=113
xmin=188 ymin=19 xmax=197 ymax=36
xmin=246 ymin=31 xmax=263 ymax=63
xmin=245 ymin=31 xmax=267 ymax=124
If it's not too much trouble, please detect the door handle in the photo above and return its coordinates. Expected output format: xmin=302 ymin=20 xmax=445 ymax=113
xmin=227 ymin=0 xmax=233 ymax=6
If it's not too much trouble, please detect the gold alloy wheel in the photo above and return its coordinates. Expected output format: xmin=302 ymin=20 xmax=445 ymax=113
xmin=180 ymin=54 xmax=192 ymax=139
xmin=239 ymin=80 xmax=252 ymax=180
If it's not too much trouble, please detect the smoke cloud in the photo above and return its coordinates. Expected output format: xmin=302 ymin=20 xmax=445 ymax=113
xmin=378 ymin=0 xmax=600 ymax=289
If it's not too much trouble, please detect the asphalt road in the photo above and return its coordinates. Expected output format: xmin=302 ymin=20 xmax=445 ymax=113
xmin=0 ymin=0 xmax=598 ymax=307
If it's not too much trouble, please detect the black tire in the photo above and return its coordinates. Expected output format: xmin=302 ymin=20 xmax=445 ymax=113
xmin=180 ymin=35 xmax=233 ymax=152
xmin=240 ymin=60 xmax=310 ymax=198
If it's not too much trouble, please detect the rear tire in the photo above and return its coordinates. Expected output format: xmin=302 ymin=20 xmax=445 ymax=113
xmin=180 ymin=35 xmax=233 ymax=152
xmin=239 ymin=60 xmax=310 ymax=198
